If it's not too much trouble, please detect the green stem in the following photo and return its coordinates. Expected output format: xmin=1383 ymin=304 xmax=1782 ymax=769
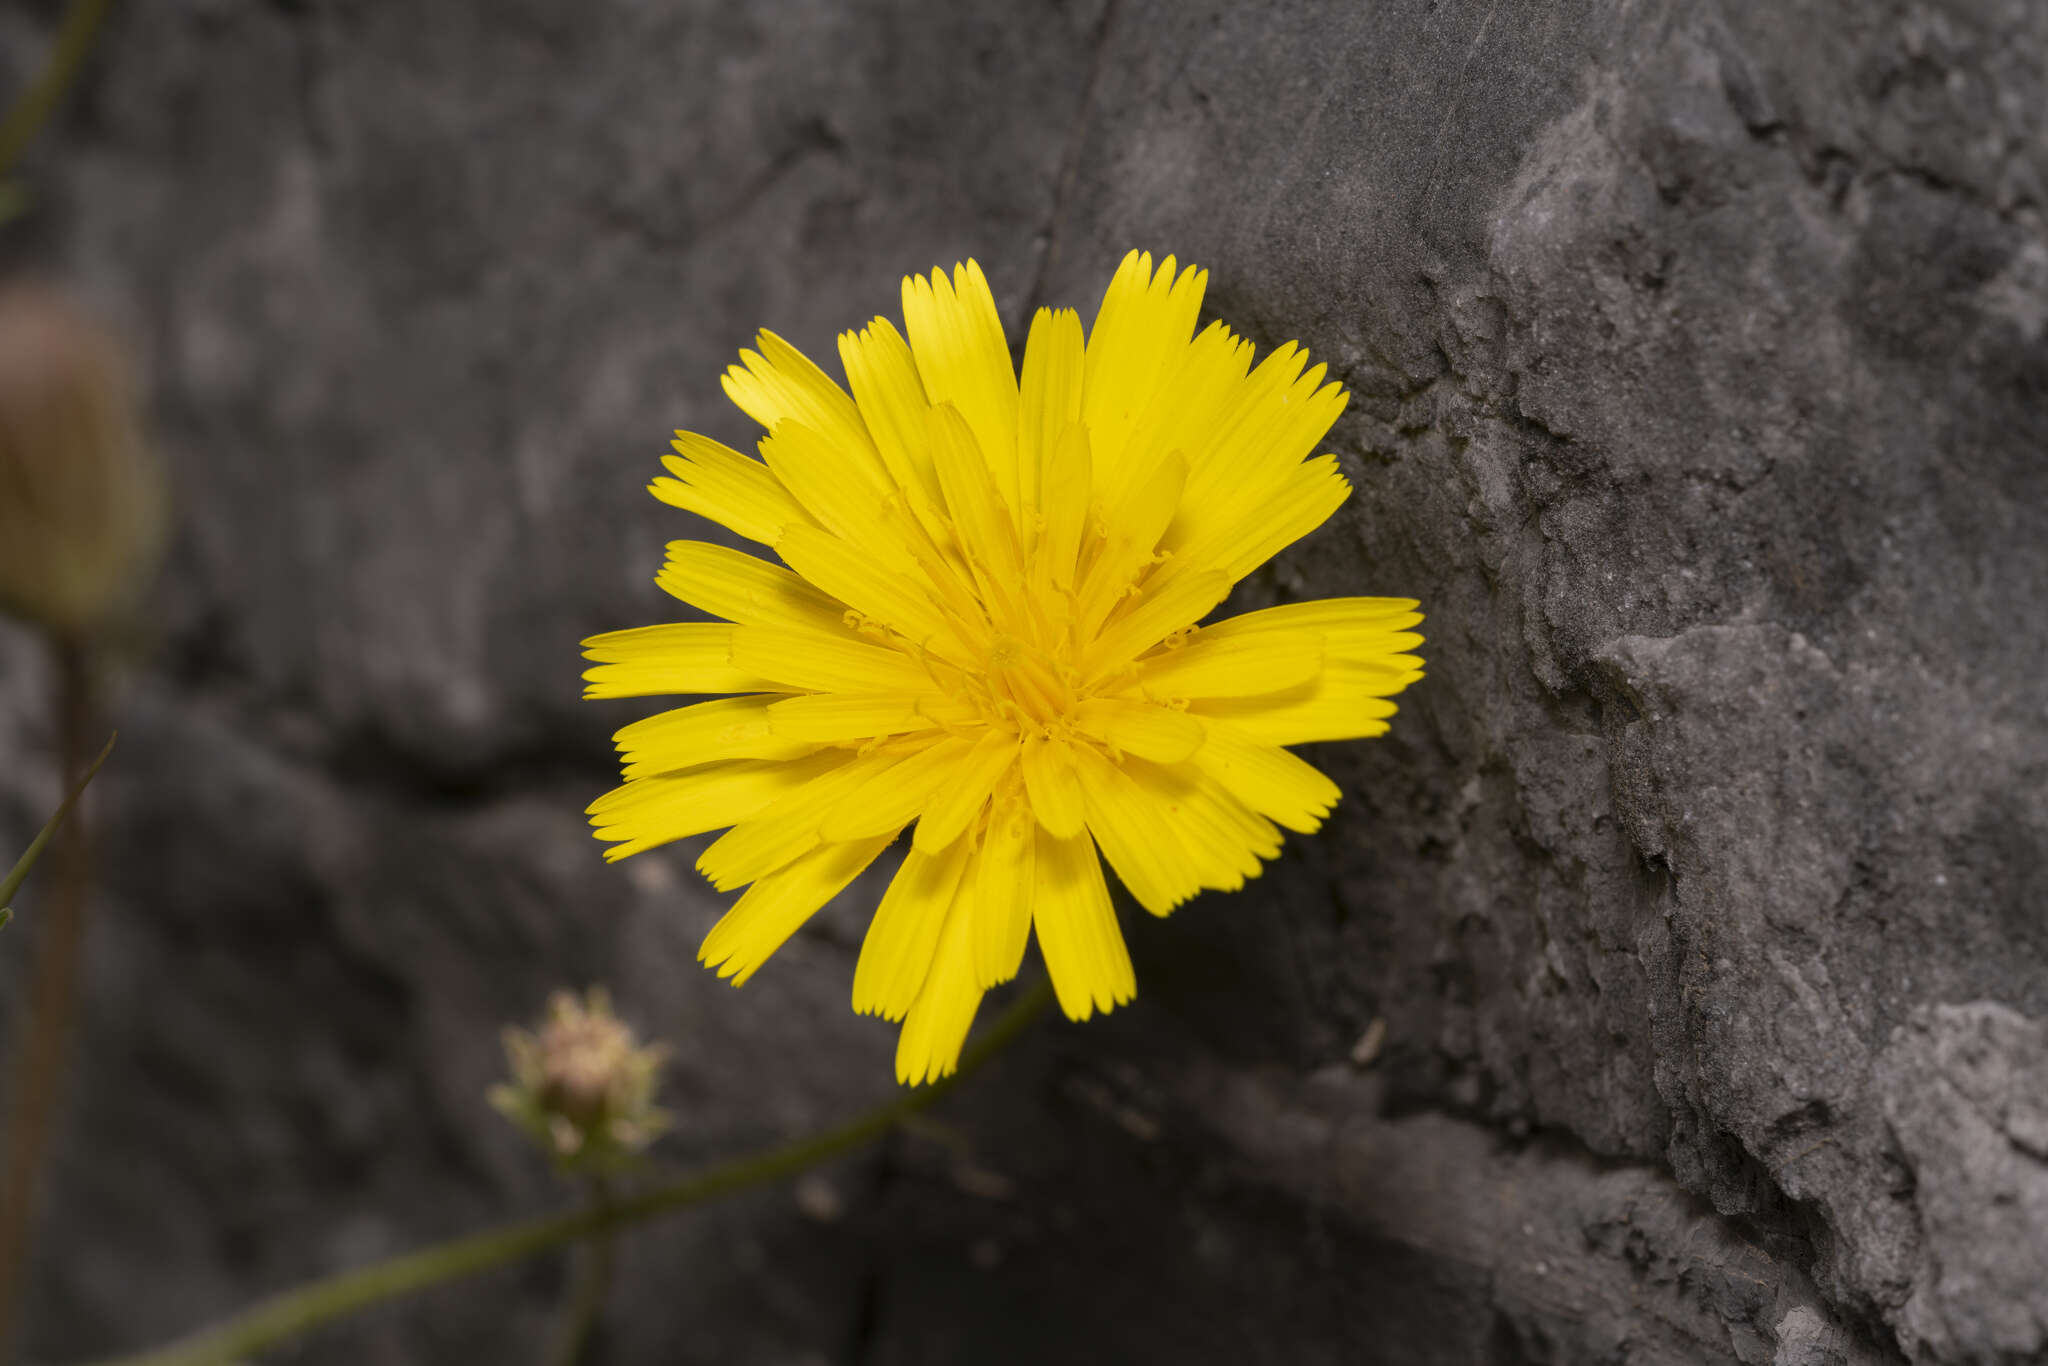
xmin=0 ymin=734 xmax=114 ymax=922
xmin=0 ymin=0 xmax=115 ymax=179
xmin=82 ymin=980 xmax=1054 ymax=1366
xmin=543 ymin=1176 xmax=614 ymax=1366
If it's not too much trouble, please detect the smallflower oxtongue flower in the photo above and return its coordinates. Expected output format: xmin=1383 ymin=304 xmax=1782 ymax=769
xmin=585 ymin=252 xmax=1423 ymax=1084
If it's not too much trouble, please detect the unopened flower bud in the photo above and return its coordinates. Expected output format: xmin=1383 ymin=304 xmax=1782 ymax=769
xmin=0 ymin=284 xmax=164 ymax=638
xmin=490 ymin=987 xmax=669 ymax=1171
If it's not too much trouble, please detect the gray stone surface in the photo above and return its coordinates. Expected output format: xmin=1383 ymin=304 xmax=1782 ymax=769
xmin=1 ymin=0 xmax=2043 ymax=1362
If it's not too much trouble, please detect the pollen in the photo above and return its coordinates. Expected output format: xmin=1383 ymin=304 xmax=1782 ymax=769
xmin=582 ymin=251 xmax=1425 ymax=1085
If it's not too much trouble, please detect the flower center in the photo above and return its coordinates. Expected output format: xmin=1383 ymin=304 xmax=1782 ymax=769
xmin=985 ymin=633 xmax=1076 ymax=729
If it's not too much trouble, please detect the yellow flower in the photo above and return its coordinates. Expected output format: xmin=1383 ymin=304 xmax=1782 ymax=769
xmin=585 ymin=252 xmax=1423 ymax=1084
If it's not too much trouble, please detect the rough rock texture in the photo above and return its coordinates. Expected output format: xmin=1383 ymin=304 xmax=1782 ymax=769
xmin=1 ymin=0 xmax=2043 ymax=1362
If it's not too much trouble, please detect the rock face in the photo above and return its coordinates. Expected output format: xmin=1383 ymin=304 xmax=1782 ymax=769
xmin=2 ymin=0 xmax=2043 ymax=1362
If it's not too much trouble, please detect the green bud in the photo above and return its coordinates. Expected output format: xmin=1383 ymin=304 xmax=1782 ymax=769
xmin=0 ymin=285 xmax=164 ymax=638
xmin=489 ymin=987 xmax=670 ymax=1173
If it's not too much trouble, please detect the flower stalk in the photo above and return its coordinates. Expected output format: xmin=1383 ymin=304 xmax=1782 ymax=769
xmin=0 ymin=0 xmax=116 ymax=179
xmin=0 ymin=642 xmax=101 ymax=1354
xmin=0 ymin=733 xmax=113 ymax=930
xmin=78 ymin=979 xmax=1053 ymax=1366
xmin=544 ymin=1177 xmax=616 ymax=1366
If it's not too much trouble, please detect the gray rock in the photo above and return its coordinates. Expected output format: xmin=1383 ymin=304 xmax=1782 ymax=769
xmin=1 ymin=0 xmax=2042 ymax=1362
xmin=1878 ymin=1004 xmax=2048 ymax=1363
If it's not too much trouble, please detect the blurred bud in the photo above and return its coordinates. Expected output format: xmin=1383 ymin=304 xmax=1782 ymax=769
xmin=0 ymin=284 xmax=164 ymax=639
xmin=490 ymin=987 xmax=669 ymax=1172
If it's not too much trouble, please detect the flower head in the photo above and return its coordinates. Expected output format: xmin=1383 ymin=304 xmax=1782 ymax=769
xmin=0 ymin=284 xmax=164 ymax=638
xmin=585 ymin=252 xmax=1423 ymax=1084
xmin=490 ymin=988 xmax=669 ymax=1170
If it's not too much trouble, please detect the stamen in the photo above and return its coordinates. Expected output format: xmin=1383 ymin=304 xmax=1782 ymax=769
xmin=988 ymin=634 xmax=1072 ymax=725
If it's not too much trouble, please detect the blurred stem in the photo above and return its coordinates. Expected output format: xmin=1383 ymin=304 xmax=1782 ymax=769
xmin=544 ymin=1176 xmax=614 ymax=1366
xmin=1 ymin=734 xmax=113 ymax=927
xmin=0 ymin=0 xmax=115 ymax=178
xmin=83 ymin=979 xmax=1056 ymax=1366
xmin=0 ymin=637 xmax=97 ymax=1357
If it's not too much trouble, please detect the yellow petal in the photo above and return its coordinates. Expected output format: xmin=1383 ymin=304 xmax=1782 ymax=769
xmin=818 ymin=735 xmax=977 ymax=842
xmin=894 ymin=887 xmax=986 ymax=1085
xmin=696 ymin=745 xmax=913 ymax=891
xmin=582 ymin=624 xmax=780 ymax=699
xmin=1121 ymin=758 xmax=1279 ymax=886
xmin=1070 ymin=698 xmax=1205 ymax=764
xmin=759 ymin=420 xmax=912 ymax=570
xmin=912 ymin=730 xmax=1017 ymax=855
xmin=617 ymin=695 xmax=817 ymax=779
xmin=1069 ymin=745 xmax=1203 ymax=915
xmin=1019 ymin=733 xmax=1086 ymax=838
xmin=1082 ymin=252 xmax=1207 ymax=489
xmin=1015 ymin=306 xmax=1085 ymax=538
xmin=928 ymin=403 xmax=1023 ymax=589
xmin=1081 ymin=565 xmax=1230 ymax=680
xmin=1135 ymin=631 xmax=1323 ymax=699
xmin=652 ymin=433 xmax=812 ymax=547
xmin=730 ymin=625 xmax=935 ymax=693
xmin=1185 ymin=719 xmax=1341 ymax=833
xmin=1032 ymin=828 xmax=1134 ymax=1022
xmin=775 ymin=523 xmax=966 ymax=657
xmin=903 ymin=262 xmax=1019 ymax=511
xmin=1097 ymin=757 xmax=1269 ymax=897
xmin=1072 ymin=452 xmax=1189 ymax=638
xmin=972 ymin=787 xmax=1036 ymax=989
xmin=837 ymin=316 xmax=941 ymax=508
xmin=1117 ymin=320 xmax=1256 ymax=490
xmin=1178 ymin=453 xmax=1351 ymax=583
xmin=1327 ymin=655 xmax=1428 ymax=693
xmin=1190 ymin=675 xmax=1404 ymax=745
xmin=657 ymin=540 xmax=851 ymax=633
xmin=1033 ymin=422 xmax=1093 ymax=594
xmin=1105 ymin=448 xmax=1189 ymax=563
xmin=767 ymin=692 xmax=969 ymax=744
xmin=721 ymin=330 xmax=889 ymax=486
xmin=852 ymin=838 xmax=973 ymax=1021
xmin=1175 ymin=344 xmax=1347 ymax=534
xmin=587 ymin=753 xmax=844 ymax=860
xmin=699 ymin=834 xmax=895 ymax=985
xmin=1198 ymin=597 xmax=1424 ymax=659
